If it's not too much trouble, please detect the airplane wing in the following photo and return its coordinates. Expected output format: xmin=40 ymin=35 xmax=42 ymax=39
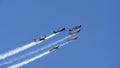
xmin=49 ymin=45 xmax=59 ymax=51
xmin=69 ymin=29 xmax=81 ymax=34
xmin=74 ymin=25 xmax=82 ymax=29
xmin=53 ymin=28 xmax=65 ymax=33
xmin=34 ymin=36 xmax=46 ymax=42
xmin=67 ymin=36 xmax=78 ymax=41
xmin=59 ymin=28 xmax=65 ymax=32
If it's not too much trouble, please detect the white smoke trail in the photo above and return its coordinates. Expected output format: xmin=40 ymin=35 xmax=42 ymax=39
xmin=8 ymin=41 xmax=71 ymax=68
xmin=59 ymin=41 xmax=71 ymax=47
xmin=0 ymin=33 xmax=59 ymax=60
xmin=8 ymin=51 xmax=50 ymax=68
xmin=41 ymin=35 xmax=71 ymax=50
xmin=0 ymin=35 xmax=71 ymax=66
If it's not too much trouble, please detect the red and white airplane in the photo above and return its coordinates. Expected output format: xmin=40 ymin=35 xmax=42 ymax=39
xmin=67 ymin=35 xmax=79 ymax=41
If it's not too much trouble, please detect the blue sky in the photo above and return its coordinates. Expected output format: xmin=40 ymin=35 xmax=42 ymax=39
xmin=0 ymin=0 xmax=120 ymax=68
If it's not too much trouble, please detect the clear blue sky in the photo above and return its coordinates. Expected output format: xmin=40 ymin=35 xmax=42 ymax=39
xmin=0 ymin=0 xmax=120 ymax=68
